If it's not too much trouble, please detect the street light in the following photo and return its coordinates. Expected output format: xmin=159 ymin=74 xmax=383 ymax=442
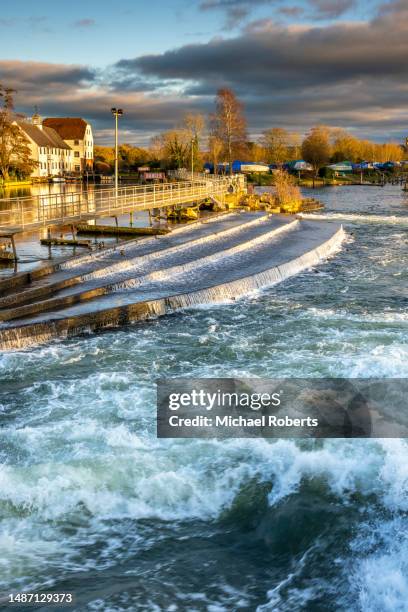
xmin=191 ymin=137 xmax=195 ymax=183
xmin=111 ymin=107 xmax=123 ymax=197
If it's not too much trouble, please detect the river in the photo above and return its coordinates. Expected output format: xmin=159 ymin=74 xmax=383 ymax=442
xmin=0 ymin=185 xmax=407 ymax=610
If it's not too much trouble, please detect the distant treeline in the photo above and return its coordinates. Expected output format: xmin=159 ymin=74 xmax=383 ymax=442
xmin=94 ymin=89 xmax=406 ymax=176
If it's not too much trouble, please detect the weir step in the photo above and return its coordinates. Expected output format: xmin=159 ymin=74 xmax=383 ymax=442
xmin=0 ymin=217 xmax=299 ymax=322
xmin=0 ymin=213 xmax=346 ymax=350
xmin=0 ymin=212 xmax=266 ymax=308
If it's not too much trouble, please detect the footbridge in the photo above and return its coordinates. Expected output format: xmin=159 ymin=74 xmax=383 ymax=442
xmin=0 ymin=174 xmax=245 ymax=233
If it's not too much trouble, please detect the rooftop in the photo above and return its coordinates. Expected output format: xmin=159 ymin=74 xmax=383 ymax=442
xmin=42 ymin=118 xmax=89 ymax=140
xmin=17 ymin=122 xmax=71 ymax=150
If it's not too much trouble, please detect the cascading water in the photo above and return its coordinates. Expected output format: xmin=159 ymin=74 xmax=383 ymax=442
xmin=1 ymin=185 xmax=407 ymax=610
xmin=0 ymin=214 xmax=344 ymax=349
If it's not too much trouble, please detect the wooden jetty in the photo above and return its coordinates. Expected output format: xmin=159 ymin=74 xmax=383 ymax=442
xmin=75 ymin=224 xmax=170 ymax=236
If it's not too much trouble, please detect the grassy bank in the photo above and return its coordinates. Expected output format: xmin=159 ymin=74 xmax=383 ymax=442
xmin=0 ymin=179 xmax=32 ymax=187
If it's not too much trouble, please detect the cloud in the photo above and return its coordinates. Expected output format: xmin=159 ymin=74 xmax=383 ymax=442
xmin=113 ymin=6 xmax=408 ymax=140
xmin=199 ymin=0 xmax=281 ymax=26
xmin=0 ymin=16 xmax=50 ymax=31
xmin=0 ymin=18 xmax=17 ymax=27
xmin=376 ymin=0 xmax=408 ymax=16
xmin=118 ymin=17 xmax=408 ymax=87
xmin=1 ymin=2 xmax=407 ymax=145
xmin=279 ymin=6 xmax=304 ymax=17
xmin=200 ymin=0 xmax=272 ymax=8
xmin=73 ymin=18 xmax=96 ymax=28
xmin=198 ymin=0 xmax=356 ymax=25
xmin=0 ymin=60 xmax=202 ymax=146
xmin=309 ymin=0 xmax=356 ymax=19
xmin=0 ymin=60 xmax=96 ymax=95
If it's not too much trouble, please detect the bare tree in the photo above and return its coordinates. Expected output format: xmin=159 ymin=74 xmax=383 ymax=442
xmin=208 ymin=134 xmax=224 ymax=174
xmin=211 ymin=88 xmax=247 ymax=175
xmin=182 ymin=113 xmax=206 ymax=173
xmin=0 ymin=85 xmax=36 ymax=180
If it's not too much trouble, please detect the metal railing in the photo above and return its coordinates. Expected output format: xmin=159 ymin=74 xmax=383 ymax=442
xmin=0 ymin=175 xmax=246 ymax=232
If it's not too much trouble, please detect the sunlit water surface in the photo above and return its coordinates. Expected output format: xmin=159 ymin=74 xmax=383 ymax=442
xmin=0 ymin=186 xmax=407 ymax=611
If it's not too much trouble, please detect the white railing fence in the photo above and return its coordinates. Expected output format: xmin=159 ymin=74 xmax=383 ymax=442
xmin=0 ymin=174 xmax=247 ymax=232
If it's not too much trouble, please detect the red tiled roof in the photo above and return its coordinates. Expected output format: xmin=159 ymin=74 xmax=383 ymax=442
xmin=43 ymin=118 xmax=89 ymax=140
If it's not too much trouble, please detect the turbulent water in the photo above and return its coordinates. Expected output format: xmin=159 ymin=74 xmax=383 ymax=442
xmin=0 ymin=185 xmax=407 ymax=611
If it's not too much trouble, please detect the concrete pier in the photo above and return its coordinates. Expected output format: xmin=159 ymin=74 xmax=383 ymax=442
xmin=0 ymin=212 xmax=345 ymax=349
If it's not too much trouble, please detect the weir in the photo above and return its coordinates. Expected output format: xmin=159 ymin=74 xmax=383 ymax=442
xmin=0 ymin=211 xmax=345 ymax=350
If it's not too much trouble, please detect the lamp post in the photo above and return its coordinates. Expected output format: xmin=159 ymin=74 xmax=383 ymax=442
xmin=191 ymin=138 xmax=195 ymax=183
xmin=111 ymin=107 xmax=123 ymax=197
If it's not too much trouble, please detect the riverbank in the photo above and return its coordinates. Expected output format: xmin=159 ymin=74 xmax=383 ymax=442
xmin=246 ymin=172 xmax=408 ymax=188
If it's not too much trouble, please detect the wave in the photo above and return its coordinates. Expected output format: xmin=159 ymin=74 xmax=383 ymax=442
xmin=0 ymin=431 xmax=407 ymax=608
xmin=299 ymin=213 xmax=408 ymax=225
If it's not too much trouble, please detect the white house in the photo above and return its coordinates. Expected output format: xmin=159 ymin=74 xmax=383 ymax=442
xmin=17 ymin=113 xmax=73 ymax=178
xmin=42 ymin=117 xmax=94 ymax=173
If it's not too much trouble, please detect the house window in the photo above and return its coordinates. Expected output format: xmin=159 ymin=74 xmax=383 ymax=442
xmin=75 ymin=165 xmax=80 ymax=172
xmin=74 ymin=140 xmax=79 ymax=145
xmin=74 ymin=151 xmax=80 ymax=157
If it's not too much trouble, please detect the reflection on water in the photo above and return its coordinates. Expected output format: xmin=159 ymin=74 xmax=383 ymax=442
xmin=0 ymin=211 xmax=157 ymax=278
xmin=0 ymin=179 xmax=101 ymax=201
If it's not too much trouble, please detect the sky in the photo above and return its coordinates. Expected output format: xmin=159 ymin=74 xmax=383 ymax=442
xmin=0 ymin=0 xmax=407 ymax=146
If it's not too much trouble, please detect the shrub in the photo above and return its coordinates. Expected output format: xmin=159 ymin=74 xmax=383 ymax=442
xmin=273 ymin=170 xmax=302 ymax=212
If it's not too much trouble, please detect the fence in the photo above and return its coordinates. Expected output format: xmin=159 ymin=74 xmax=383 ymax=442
xmin=0 ymin=175 xmax=246 ymax=232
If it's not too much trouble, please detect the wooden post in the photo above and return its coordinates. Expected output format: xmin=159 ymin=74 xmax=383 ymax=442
xmin=130 ymin=211 xmax=133 ymax=227
xmin=10 ymin=234 xmax=17 ymax=262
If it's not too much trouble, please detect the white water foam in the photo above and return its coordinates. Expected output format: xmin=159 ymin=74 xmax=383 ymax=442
xmin=299 ymin=212 xmax=408 ymax=225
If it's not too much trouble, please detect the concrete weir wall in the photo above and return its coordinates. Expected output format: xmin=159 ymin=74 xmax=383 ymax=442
xmin=165 ymin=226 xmax=345 ymax=309
xmin=0 ymin=214 xmax=345 ymax=350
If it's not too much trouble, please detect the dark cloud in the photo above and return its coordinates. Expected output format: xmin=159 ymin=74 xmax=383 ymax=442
xmin=114 ymin=5 xmax=408 ymax=140
xmin=118 ymin=16 xmax=408 ymax=87
xmin=0 ymin=60 xmax=199 ymax=146
xmin=2 ymin=1 xmax=407 ymax=144
xmin=0 ymin=61 xmax=96 ymax=95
